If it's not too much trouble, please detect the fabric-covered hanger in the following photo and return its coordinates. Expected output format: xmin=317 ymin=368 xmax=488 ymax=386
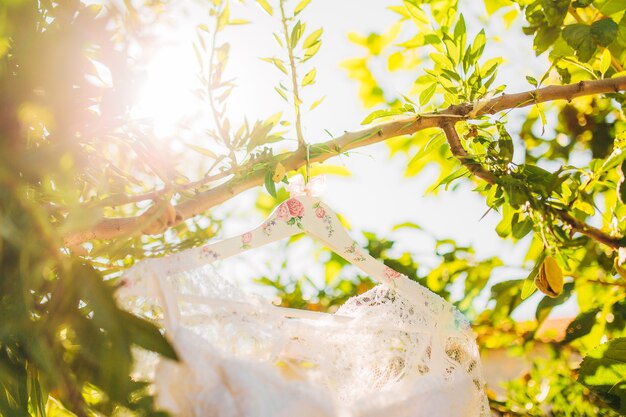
xmin=130 ymin=174 xmax=411 ymax=323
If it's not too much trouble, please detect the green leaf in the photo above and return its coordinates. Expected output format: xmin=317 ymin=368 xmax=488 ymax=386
xmin=121 ymin=311 xmax=178 ymax=360
xmin=430 ymin=53 xmax=454 ymax=70
xmin=434 ymin=166 xmax=470 ymax=190
xmin=563 ymin=19 xmax=618 ymax=61
xmin=294 ymin=0 xmax=311 ymax=15
xmin=290 ymin=21 xmax=304 ymax=49
xmin=519 ymin=164 xmax=560 ymax=196
xmin=496 ymin=203 xmax=514 ymax=238
xmin=526 ymin=75 xmax=538 ymax=87
xmin=470 ymin=30 xmax=486 ymax=60
xmin=512 ymin=218 xmax=533 ymax=239
xmin=497 ymin=122 xmax=514 ymax=163
xmin=595 ymin=0 xmax=626 ymax=15
xmin=590 ymin=18 xmax=619 ymax=46
xmin=360 ymin=109 xmax=404 ymax=125
xmin=541 ymin=0 xmax=569 ymax=26
xmin=534 ymin=26 xmax=560 ymax=55
xmin=454 ymin=14 xmax=466 ymax=44
xmin=27 ymin=367 xmax=46 ymax=417
xmin=392 ymin=222 xmax=423 ymax=231
xmin=301 ymin=68 xmax=316 ymax=86
xmin=255 ymin=0 xmax=273 ymax=15
xmin=535 ymin=282 xmax=574 ymax=325
xmin=563 ymin=307 xmax=600 ymax=343
xmin=419 ymin=83 xmax=437 ymax=106
xmin=491 ymin=279 xmax=525 ymax=319
xmin=562 ymin=24 xmax=597 ymax=62
xmin=572 ymin=0 xmax=593 ymax=7
xmin=599 ymin=140 xmax=626 ymax=173
xmin=521 ymin=251 xmax=547 ymax=300
xmin=617 ymin=161 xmax=626 ymax=204
xmin=265 ymin=169 xmax=277 ymax=197
xmin=579 ymin=337 xmax=626 ymax=414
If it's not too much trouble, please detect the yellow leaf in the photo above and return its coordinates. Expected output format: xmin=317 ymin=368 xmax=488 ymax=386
xmin=309 ymin=96 xmax=325 ymax=110
xmin=502 ymin=9 xmax=518 ymax=29
xmin=347 ymin=32 xmax=367 ymax=47
xmin=301 ymin=68 xmax=316 ymax=86
xmin=273 ymin=162 xmax=286 ymax=182
xmin=600 ymin=48 xmax=611 ymax=76
xmin=229 ymin=19 xmax=250 ymax=25
xmin=294 ymin=0 xmax=311 ymax=15
xmin=535 ymin=256 xmax=564 ymax=298
xmin=388 ymin=51 xmax=404 ymax=71
xmin=303 ymin=28 xmax=323 ymax=49
xmin=573 ymin=199 xmax=595 ymax=216
xmin=255 ymin=0 xmax=272 ymax=15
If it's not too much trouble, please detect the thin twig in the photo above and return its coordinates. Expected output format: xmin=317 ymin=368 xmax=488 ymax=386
xmin=279 ymin=0 xmax=305 ymax=149
xmin=207 ymin=3 xmax=237 ymax=163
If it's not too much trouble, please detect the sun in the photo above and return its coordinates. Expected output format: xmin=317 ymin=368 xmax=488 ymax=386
xmin=132 ymin=43 xmax=201 ymax=138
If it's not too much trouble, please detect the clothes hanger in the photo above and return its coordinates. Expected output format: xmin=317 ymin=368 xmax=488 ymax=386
xmin=136 ymin=172 xmax=410 ymax=326
xmin=123 ymin=142 xmax=413 ymax=327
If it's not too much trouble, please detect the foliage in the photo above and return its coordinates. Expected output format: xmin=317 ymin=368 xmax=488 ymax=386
xmin=578 ymin=337 xmax=626 ymax=414
xmin=2 ymin=0 xmax=626 ymax=416
xmin=0 ymin=1 xmax=180 ymax=416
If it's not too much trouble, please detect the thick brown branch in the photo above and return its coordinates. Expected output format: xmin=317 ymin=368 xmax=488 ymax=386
xmin=475 ymin=76 xmax=626 ymax=115
xmin=63 ymin=76 xmax=626 ymax=246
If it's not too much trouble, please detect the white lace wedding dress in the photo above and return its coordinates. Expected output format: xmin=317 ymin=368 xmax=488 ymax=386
xmin=118 ymin=258 xmax=490 ymax=417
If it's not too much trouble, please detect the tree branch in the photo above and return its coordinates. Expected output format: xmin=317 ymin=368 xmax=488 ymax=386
xmin=440 ymin=119 xmax=624 ymax=250
xmin=554 ymin=209 xmax=624 ymax=249
xmin=62 ymin=76 xmax=626 ymax=247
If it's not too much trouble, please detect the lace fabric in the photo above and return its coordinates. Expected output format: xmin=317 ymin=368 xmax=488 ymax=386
xmin=118 ymin=259 xmax=490 ymax=417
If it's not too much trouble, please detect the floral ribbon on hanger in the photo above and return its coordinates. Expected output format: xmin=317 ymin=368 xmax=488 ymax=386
xmin=286 ymin=174 xmax=326 ymax=197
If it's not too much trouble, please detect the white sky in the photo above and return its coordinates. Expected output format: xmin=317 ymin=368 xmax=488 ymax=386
xmin=132 ymin=0 xmax=577 ymax=320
